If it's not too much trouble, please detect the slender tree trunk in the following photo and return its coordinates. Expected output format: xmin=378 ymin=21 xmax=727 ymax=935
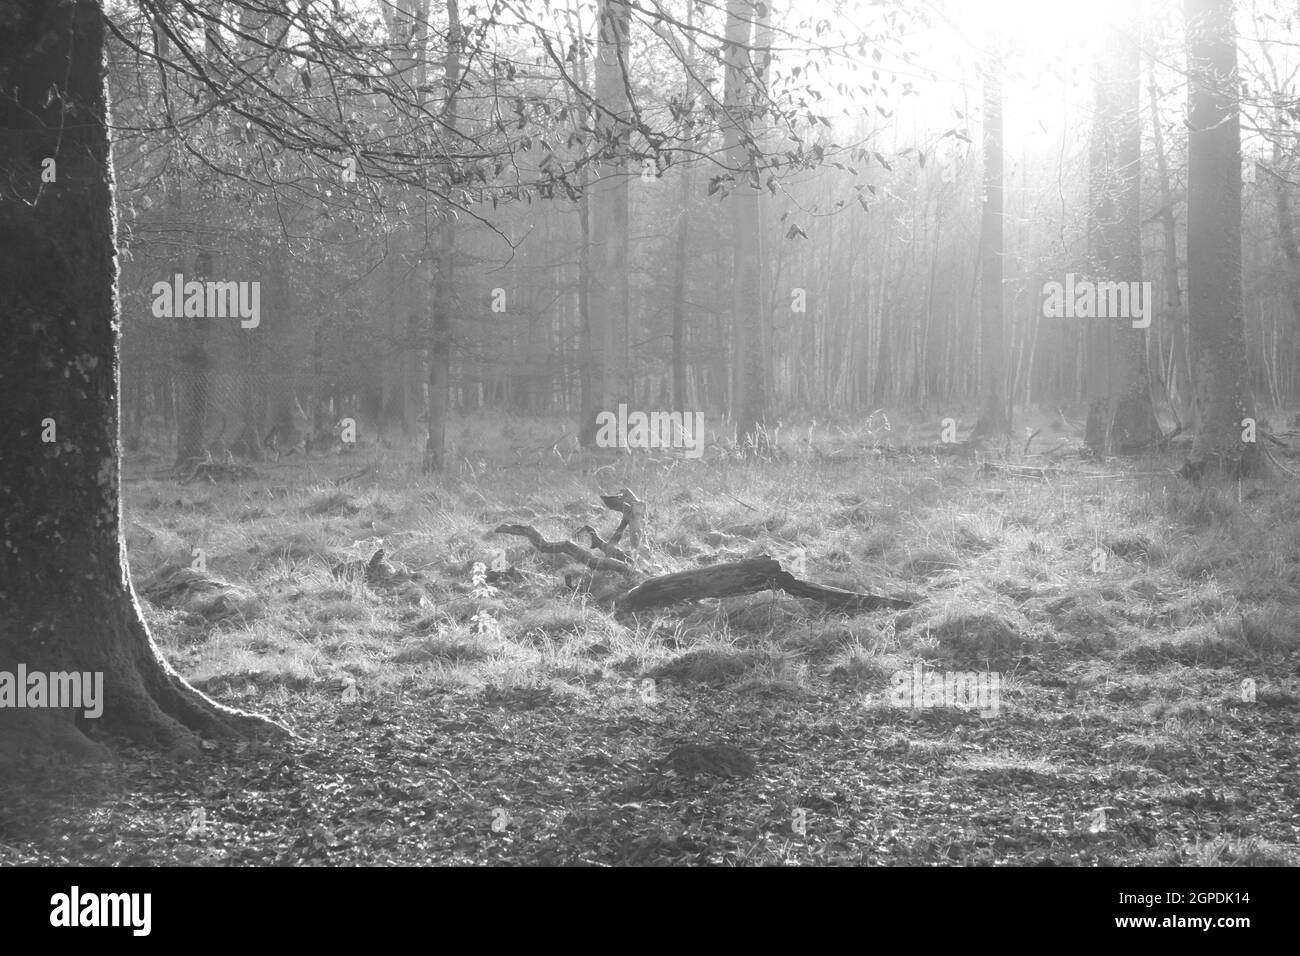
xmin=751 ymin=1 xmax=774 ymax=427
xmin=230 ymin=330 xmax=265 ymax=460
xmin=1254 ymin=42 xmax=1300 ymax=346
xmin=264 ymin=244 xmax=300 ymax=446
xmin=1273 ymin=113 xmax=1300 ymax=405
xmin=167 ymin=6 xmax=210 ymax=469
xmin=670 ymin=1 xmax=697 ymax=414
xmin=874 ymin=236 xmax=893 ymax=405
xmin=0 ymin=0 xmax=284 ymax=766
xmin=672 ymin=177 xmax=690 ymax=412
xmin=578 ymin=161 xmax=595 ymax=443
xmin=306 ymin=315 xmax=331 ymax=451
xmin=425 ymin=0 xmax=461 ymax=471
xmin=1084 ymin=11 xmax=1160 ymax=455
xmin=174 ymin=228 xmax=209 ymax=468
xmin=570 ymin=0 xmax=597 ymax=446
xmin=1272 ymin=108 xmax=1300 ymax=331
xmin=723 ymin=0 xmax=766 ymax=451
xmin=972 ymin=53 xmax=1008 ymax=437
xmin=591 ymin=0 xmax=632 ymax=421
xmin=407 ymin=0 xmax=432 ymax=438
xmin=1149 ymin=63 xmax=1191 ymax=420
xmin=377 ymin=0 xmax=431 ymax=441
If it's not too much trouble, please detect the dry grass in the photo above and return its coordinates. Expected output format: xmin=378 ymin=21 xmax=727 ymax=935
xmin=101 ymin=412 xmax=1300 ymax=864
xmin=125 ymin=412 xmax=1300 ymax=710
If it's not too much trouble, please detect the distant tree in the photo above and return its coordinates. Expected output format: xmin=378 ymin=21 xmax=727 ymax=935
xmin=590 ymin=0 xmax=633 ymax=424
xmin=1084 ymin=9 xmax=1161 ymax=455
xmin=424 ymin=0 xmax=462 ymax=472
xmin=725 ymin=0 xmax=768 ymax=451
xmin=972 ymin=51 xmax=1008 ymax=438
xmin=670 ymin=1 xmax=700 ymax=414
xmin=1147 ymin=60 xmax=1192 ymax=421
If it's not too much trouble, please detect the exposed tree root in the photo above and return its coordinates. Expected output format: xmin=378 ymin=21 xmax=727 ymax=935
xmin=0 ymin=596 xmax=292 ymax=771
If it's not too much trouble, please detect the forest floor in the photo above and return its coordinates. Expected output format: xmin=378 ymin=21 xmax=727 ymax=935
xmin=3 ymin=411 xmax=1299 ymax=865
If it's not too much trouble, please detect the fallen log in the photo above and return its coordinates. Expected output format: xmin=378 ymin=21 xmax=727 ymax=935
xmin=613 ymin=556 xmax=914 ymax=614
xmin=615 ymin=557 xmax=783 ymax=611
xmin=492 ymin=498 xmax=914 ymax=617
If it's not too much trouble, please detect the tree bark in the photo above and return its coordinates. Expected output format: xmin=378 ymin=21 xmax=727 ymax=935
xmin=570 ymin=3 xmax=597 ymax=446
xmin=0 ymin=0 xmax=286 ymax=766
xmin=1184 ymin=0 xmax=1262 ymax=477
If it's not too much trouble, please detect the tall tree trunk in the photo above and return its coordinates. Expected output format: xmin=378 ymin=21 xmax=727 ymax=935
xmin=670 ymin=1 xmax=697 ymax=414
xmin=377 ymin=0 xmax=431 ymax=440
xmin=407 ymin=0 xmax=432 ymax=438
xmin=1084 ymin=10 xmax=1160 ymax=455
xmin=591 ymin=0 xmax=632 ymax=421
xmin=724 ymin=0 xmax=766 ymax=450
xmin=1273 ymin=107 xmax=1300 ymax=405
xmin=159 ymin=5 xmax=207 ymax=470
xmin=380 ymin=256 xmax=408 ymax=434
xmin=425 ymin=0 xmax=461 ymax=471
xmin=1272 ymin=104 xmax=1300 ymax=332
xmin=672 ymin=174 xmax=690 ymax=412
xmin=874 ymin=234 xmax=893 ymax=405
xmin=1255 ymin=41 xmax=1300 ymax=343
xmin=650 ymin=0 xmax=701 ymax=418
xmin=0 ymin=0 xmax=283 ymax=766
xmin=752 ymin=1 xmax=774 ymax=424
xmin=1148 ymin=62 xmax=1191 ymax=420
xmin=972 ymin=53 xmax=1008 ymax=437
xmin=264 ymin=244 xmax=299 ymax=446
xmin=571 ymin=0 xmax=597 ymax=446
xmin=306 ymin=314 xmax=332 ymax=450
xmin=1184 ymin=0 xmax=1262 ymax=477
xmin=578 ymin=160 xmax=595 ymax=443
xmin=230 ymin=330 xmax=265 ymax=460
xmin=174 ymin=226 xmax=210 ymax=468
